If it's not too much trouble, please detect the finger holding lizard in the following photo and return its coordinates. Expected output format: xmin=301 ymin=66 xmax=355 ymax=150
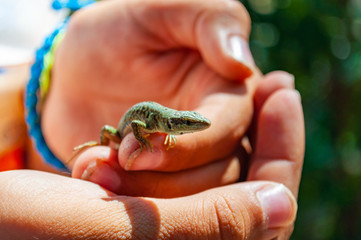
xmin=111 ymin=0 xmax=260 ymax=171
xmin=71 ymin=146 xmax=241 ymax=197
xmin=70 ymin=71 xmax=295 ymax=198
xmin=116 ymin=75 xmax=259 ymax=171
xmin=44 ymin=0 xmax=258 ymax=173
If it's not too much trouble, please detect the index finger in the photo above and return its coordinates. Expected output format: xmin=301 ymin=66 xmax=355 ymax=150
xmin=126 ymin=0 xmax=253 ymax=80
xmin=77 ymin=0 xmax=253 ymax=81
xmin=248 ymin=88 xmax=305 ymax=196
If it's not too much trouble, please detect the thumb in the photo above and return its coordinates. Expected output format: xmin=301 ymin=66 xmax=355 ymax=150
xmin=0 ymin=171 xmax=296 ymax=239
xmin=151 ymin=181 xmax=297 ymax=239
xmin=127 ymin=0 xmax=254 ymax=81
xmin=193 ymin=1 xmax=254 ymax=81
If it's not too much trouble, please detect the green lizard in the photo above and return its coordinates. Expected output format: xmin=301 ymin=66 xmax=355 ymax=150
xmin=74 ymin=101 xmax=211 ymax=153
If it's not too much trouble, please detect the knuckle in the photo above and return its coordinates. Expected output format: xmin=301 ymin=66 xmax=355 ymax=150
xmin=211 ymin=191 xmax=265 ymax=240
xmin=195 ymin=0 xmax=251 ymax=38
xmin=212 ymin=194 xmax=247 ymax=240
xmin=206 ymin=0 xmax=250 ymax=25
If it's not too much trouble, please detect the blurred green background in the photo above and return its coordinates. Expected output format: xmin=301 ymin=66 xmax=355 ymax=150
xmin=240 ymin=0 xmax=361 ymax=239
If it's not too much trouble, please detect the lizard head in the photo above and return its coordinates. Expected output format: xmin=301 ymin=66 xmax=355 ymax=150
xmin=165 ymin=111 xmax=211 ymax=135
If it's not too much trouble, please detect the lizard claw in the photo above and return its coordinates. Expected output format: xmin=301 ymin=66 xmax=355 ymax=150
xmin=66 ymin=141 xmax=99 ymax=166
xmin=138 ymin=138 xmax=153 ymax=152
xmin=73 ymin=141 xmax=100 ymax=151
xmin=164 ymin=135 xmax=176 ymax=151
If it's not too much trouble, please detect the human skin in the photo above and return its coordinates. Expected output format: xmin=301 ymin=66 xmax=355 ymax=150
xmin=0 ymin=0 xmax=304 ymax=239
xmin=42 ymin=0 xmax=259 ymax=174
xmin=40 ymin=0 xmax=263 ymax=204
xmin=0 ymin=71 xmax=304 ymax=239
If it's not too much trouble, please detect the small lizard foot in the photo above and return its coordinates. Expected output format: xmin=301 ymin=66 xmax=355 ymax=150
xmin=136 ymin=133 xmax=153 ymax=152
xmin=66 ymin=141 xmax=100 ymax=166
xmin=138 ymin=139 xmax=153 ymax=152
xmin=73 ymin=141 xmax=100 ymax=151
xmin=164 ymin=135 xmax=177 ymax=151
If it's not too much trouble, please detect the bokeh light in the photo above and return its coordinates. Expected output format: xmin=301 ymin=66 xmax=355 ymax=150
xmin=241 ymin=0 xmax=361 ymax=238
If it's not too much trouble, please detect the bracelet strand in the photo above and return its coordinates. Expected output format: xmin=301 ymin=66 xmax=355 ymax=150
xmin=25 ymin=21 xmax=69 ymax=172
xmin=25 ymin=0 xmax=99 ymax=171
xmin=52 ymin=0 xmax=97 ymax=11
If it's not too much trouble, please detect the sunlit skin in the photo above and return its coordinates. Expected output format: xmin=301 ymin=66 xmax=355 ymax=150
xmin=0 ymin=0 xmax=306 ymax=239
xmin=43 ymin=0 xmax=258 ymax=173
xmin=0 ymin=71 xmax=304 ymax=240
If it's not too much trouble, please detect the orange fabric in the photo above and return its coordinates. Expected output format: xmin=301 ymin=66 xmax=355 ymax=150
xmin=0 ymin=147 xmax=24 ymax=171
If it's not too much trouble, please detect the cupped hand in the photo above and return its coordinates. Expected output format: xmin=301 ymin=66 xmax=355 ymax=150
xmin=71 ymin=71 xmax=304 ymax=201
xmin=42 ymin=0 xmax=259 ymax=172
xmin=0 ymin=71 xmax=303 ymax=239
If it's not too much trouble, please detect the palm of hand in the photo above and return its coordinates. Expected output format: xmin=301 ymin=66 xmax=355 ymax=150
xmin=44 ymin=1 xmax=258 ymax=164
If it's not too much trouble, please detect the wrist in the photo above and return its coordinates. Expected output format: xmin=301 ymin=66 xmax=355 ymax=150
xmin=25 ymin=0 xmax=100 ymax=172
xmin=25 ymin=21 xmax=69 ymax=172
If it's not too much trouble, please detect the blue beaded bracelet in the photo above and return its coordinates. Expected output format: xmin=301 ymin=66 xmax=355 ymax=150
xmin=25 ymin=0 xmax=99 ymax=172
xmin=25 ymin=20 xmax=69 ymax=172
xmin=52 ymin=0 xmax=97 ymax=11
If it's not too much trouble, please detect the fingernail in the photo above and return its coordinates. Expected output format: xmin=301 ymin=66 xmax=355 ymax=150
xmin=294 ymin=90 xmax=302 ymax=102
xmin=126 ymin=148 xmax=163 ymax=171
xmin=228 ymin=35 xmax=254 ymax=67
xmin=257 ymin=184 xmax=296 ymax=229
xmin=286 ymin=73 xmax=295 ymax=86
xmin=278 ymin=72 xmax=295 ymax=88
xmin=124 ymin=149 xmax=142 ymax=170
xmin=82 ymin=160 xmax=121 ymax=192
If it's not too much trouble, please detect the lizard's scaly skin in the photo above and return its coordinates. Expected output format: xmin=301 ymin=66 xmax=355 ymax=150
xmin=72 ymin=101 xmax=211 ymax=167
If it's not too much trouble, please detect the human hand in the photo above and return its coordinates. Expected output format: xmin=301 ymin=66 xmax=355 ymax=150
xmin=0 ymin=71 xmax=303 ymax=239
xmin=70 ymin=70 xmax=304 ymax=239
xmin=42 ymin=0 xmax=260 ymax=172
xmin=71 ymin=69 xmax=304 ymax=240
xmin=0 ymin=170 xmax=296 ymax=240
xmin=70 ymin=71 xmax=304 ymax=200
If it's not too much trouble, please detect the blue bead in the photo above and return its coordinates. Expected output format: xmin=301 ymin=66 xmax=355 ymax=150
xmin=25 ymin=20 xmax=70 ymax=173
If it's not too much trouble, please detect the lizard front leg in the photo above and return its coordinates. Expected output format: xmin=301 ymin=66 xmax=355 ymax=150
xmin=100 ymin=125 xmax=122 ymax=146
xmin=71 ymin=125 xmax=121 ymax=164
xmin=74 ymin=125 xmax=121 ymax=151
xmin=131 ymin=120 xmax=153 ymax=152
